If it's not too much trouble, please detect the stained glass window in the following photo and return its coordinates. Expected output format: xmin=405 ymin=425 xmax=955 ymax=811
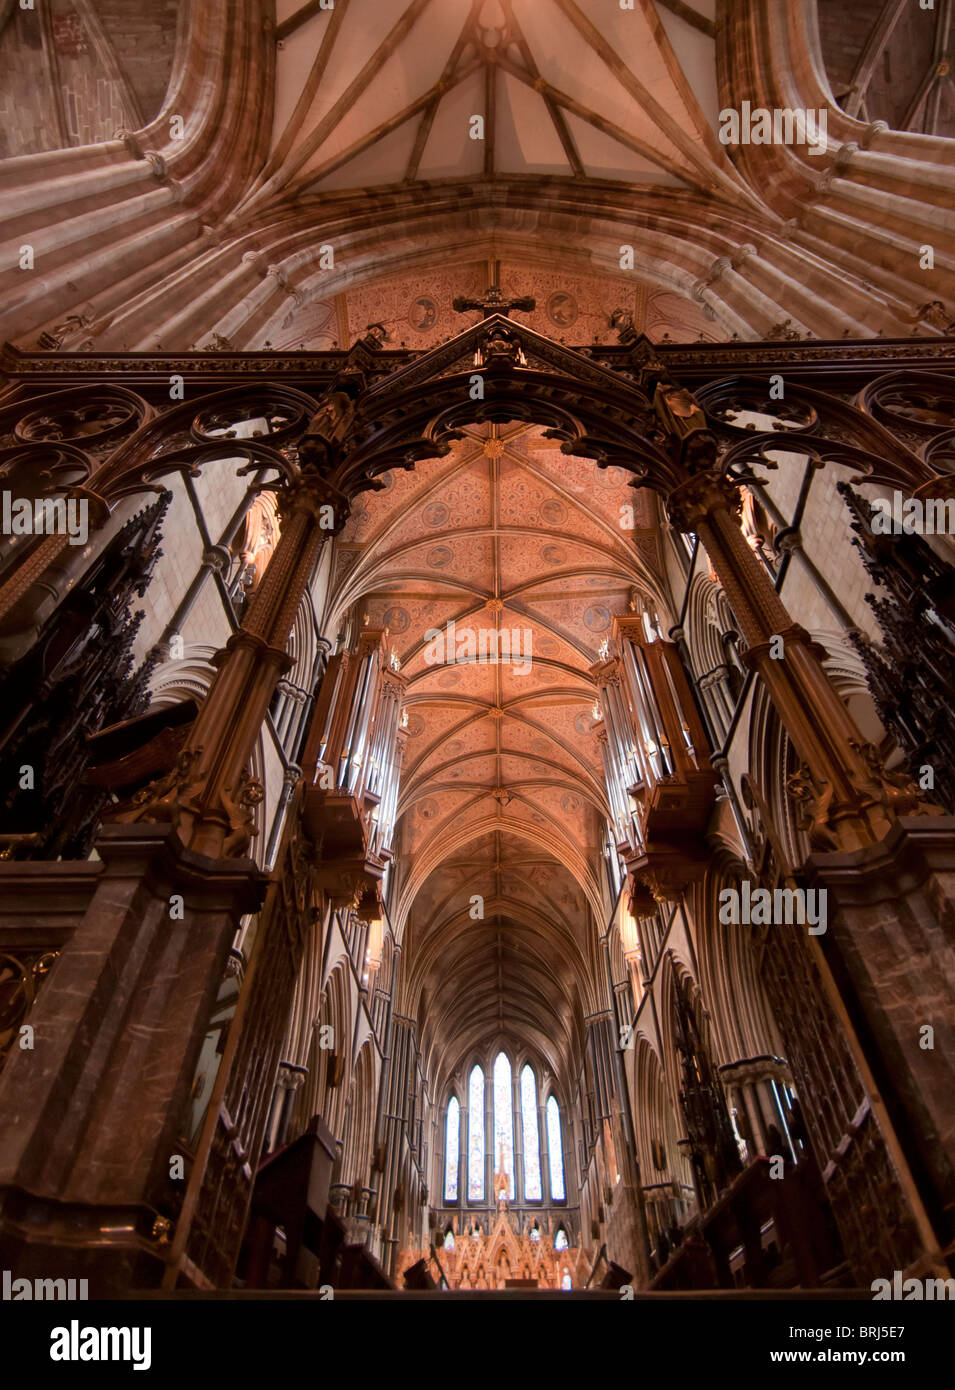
xmin=493 ymin=1052 xmax=515 ymax=1199
xmin=444 ymin=1096 xmax=460 ymax=1201
xmin=520 ymin=1064 xmax=542 ymax=1201
xmin=468 ymin=1065 xmax=484 ymax=1200
xmin=547 ymin=1095 xmax=565 ymax=1201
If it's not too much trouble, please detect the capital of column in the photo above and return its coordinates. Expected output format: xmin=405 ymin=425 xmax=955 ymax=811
xmin=213 ymin=625 xmax=296 ymax=677
xmin=665 ymin=468 xmax=740 ymax=534
xmin=277 ymin=472 xmax=352 ymax=534
xmin=277 ymin=1062 xmax=308 ymax=1092
xmin=662 ymin=468 xmax=940 ymax=853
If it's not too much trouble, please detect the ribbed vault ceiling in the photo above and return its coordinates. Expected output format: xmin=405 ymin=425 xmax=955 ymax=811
xmin=3 ymin=1 xmax=954 ymax=354
xmin=253 ymin=0 xmax=730 ymax=202
xmin=323 ymin=420 xmax=668 ymax=1079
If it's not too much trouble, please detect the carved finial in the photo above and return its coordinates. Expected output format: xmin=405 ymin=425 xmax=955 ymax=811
xmin=453 ymin=284 xmax=536 ymax=319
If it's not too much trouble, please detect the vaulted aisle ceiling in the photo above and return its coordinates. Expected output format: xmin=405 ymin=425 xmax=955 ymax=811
xmin=322 ymin=420 xmax=668 ymax=1077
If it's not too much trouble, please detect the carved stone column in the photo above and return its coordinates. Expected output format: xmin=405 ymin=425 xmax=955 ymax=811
xmin=666 ymin=469 xmax=937 ymax=855
xmin=123 ymin=474 xmax=349 ymax=859
xmin=664 ymin=460 xmax=954 ymax=1275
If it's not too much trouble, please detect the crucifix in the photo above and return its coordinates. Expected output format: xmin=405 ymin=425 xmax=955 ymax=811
xmin=453 ymin=284 xmax=536 ymax=319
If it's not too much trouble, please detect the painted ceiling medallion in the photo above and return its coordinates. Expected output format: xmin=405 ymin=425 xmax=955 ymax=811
xmin=408 ymin=297 xmax=438 ymax=332
xmin=540 ymin=499 xmax=567 ymax=525
xmin=547 ymin=292 xmax=578 ymax=328
xmin=584 ymin=605 xmax=611 ymax=632
xmin=383 ymin=606 xmax=409 ymax=634
xmin=483 ymin=438 xmax=504 ymax=459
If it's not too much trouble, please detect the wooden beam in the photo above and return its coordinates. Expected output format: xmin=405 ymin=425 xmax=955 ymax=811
xmin=900 ymin=61 xmax=939 ymax=132
xmin=655 ymin=0 xmax=716 ymax=39
xmin=551 ymin=0 xmax=735 ymax=197
xmin=250 ymin=0 xmax=435 ymax=209
xmin=406 ymin=0 xmax=482 ymax=182
xmin=276 ymin=0 xmax=336 ymax=42
xmin=495 ymin=54 xmax=701 ymax=191
xmin=72 ymin=0 xmax=145 ymax=130
xmin=485 ymin=61 xmax=496 ymax=177
xmin=298 ymin=63 xmax=481 ymax=191
xmin=844 ymin=0 xmax=906 ymax=118
xmin=502 ymin=0 xmax=584 ymax=178
xmin=252 ymin=0 xmax=350 ymax=195
xmin=405 ymin=97 xmax=440 ymax=181
xmin=636 ymin=0 xmax=731 ymax=169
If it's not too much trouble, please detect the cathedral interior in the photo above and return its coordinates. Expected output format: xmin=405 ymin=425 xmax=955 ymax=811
xmin=0 ymin=0 xmax=954 ymax=1305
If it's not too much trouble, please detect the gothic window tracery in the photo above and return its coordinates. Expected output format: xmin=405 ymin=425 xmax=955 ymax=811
xmin=444 ymin=1095 xmax=460 ymax=1202
xmin=547 ymin=1096 xmax=566 ymax=1202
xmin=451 ymin=1054 xmax=563 ymax=1206
xmin=520 ymin=1065 xmax=542 ymax=1202
xmin=468 ymin=1065 xmax=485 ymax=1201
xmin=493 ymin=1051 xmax=515 ymax=1200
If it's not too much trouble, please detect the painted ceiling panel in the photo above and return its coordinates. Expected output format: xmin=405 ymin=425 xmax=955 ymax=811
xmin=652 ymin=1 xmax=720 ymax=126
xmin=562 ymin=110 xmax=686 ymax=184
xmin=310 ymin=118 xmax=422 ymax=189
xmin=495 ymin=70 xmax=571 ymax=175
xmin=416 ymin=66 xmax=488 ymax=179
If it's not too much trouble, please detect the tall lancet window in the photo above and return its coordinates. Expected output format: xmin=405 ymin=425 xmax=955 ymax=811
xmin=468 ymin=1066 xmax=485 ymax=1200
xmin=493 ymin=1052 xmax=515 ymax=1199
xmin=444 ymin=1096 xmax=460 ymax=1202
xmin=520 ymin=1065 xmax=542 ymax=1201
xmin=547 ymin=1095 xmax=566 ymax=1202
